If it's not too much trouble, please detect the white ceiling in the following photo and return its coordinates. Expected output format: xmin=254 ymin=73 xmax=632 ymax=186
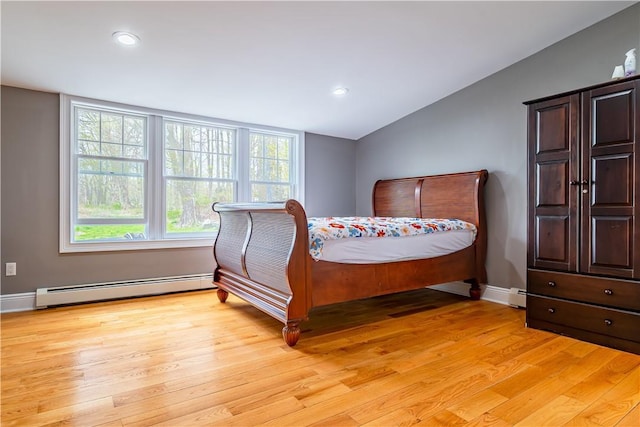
xmin=1 ymin=1 xmax=635 ymax=139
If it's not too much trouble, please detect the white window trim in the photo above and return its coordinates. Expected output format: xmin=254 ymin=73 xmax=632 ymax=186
xmin=60 ymin=94 xmax=305 ymax=253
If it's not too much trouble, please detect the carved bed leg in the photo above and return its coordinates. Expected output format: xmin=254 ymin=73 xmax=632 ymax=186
xmin=282 ymin=322 xmax=301 ymax=347
xmin=466 ymin=279 xmax=482 ymax=300
xmin=217 ymin=288 xmax=229 ymax=303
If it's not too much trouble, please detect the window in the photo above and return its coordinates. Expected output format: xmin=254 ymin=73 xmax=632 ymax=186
xmin=74 ymin=107 xmax=148 ymax=242
xmin=60 ymin=95 xmax=304 ymax=252
xmin=249 ymin=132 xmax=293 ymax=201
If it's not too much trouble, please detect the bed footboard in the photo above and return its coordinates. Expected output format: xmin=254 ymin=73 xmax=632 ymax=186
xmin=211 ymin=200 xmax=311 ymax=346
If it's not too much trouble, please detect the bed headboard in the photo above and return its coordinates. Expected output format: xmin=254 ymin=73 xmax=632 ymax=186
xmin=372 ymin=170 xmax=489 ymax=227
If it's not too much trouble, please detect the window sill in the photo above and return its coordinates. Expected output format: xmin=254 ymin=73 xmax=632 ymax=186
xmin=59 ymin=237 xmax=216 ymax=253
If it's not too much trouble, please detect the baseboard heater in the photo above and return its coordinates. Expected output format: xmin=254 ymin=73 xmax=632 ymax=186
xmin=508 ymin=287 xmax=527 ymax=308
xmin=36 ymin=274 xmax=215 ymax=309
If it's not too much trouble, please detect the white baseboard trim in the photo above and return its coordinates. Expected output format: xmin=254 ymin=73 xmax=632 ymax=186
xmin=2 ymin=274 xmax=215 ymax=313
xmin=36 ymin=274 xmax=214 ymax=309
xmin=1 ymin=292 xmax=36 ymax=313
xmin=3 ymin=281 xmax=514 ymax=314
xmin=431 ymin=282 xmax=512 ymax=306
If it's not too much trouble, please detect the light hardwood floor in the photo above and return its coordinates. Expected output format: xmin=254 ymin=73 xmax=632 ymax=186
xmin=2 ymin=288 xmax=638 ymax=426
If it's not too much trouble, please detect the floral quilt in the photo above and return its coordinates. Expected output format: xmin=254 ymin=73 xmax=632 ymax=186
xmin=308 ymin=216 xmax=476 ymax=260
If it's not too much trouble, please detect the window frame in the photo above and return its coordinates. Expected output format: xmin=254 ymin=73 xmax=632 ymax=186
xmin=60 ymin=94 xmax=305 ymax=253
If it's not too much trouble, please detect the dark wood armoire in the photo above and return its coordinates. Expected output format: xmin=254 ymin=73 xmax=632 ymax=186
xmin=525 ymin=75 xmax=640 ymax=354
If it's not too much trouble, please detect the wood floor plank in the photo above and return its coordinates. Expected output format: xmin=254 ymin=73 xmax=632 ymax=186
xmin=148 ymin=403 xmax=231 ymax=427
xmin=558 ymin=347 xmax=625 ymax=384
xmin=308 ymin=413 xmax=361 ymax=427
xmin=564 ymin=366 xmax=640 ymax=426
xmin=563 ymin=352 xmax=640 ymax=405
xmin=465 ymin=412 xmax=513 ymax=427
xmin=2 ymin=396 xmax=116 ymax=427
xmin=446 ymin=389 xmax=509 ymax=421
xmin=514 ymin=395 xmax=589 ymax=426
xmin=361 ymin=410 xmax=421 ymax=427
xmin=615 ymin=403 xmax=640 ymax=427
xmin=2 ymin=288 xmax=638 ymax=427
xmin=488 ymin=373 xmax=578 ymax=425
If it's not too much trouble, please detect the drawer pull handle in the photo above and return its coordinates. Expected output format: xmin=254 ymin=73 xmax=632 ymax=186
xmin=604 ymin=319 xmax=613 ymax=326
xmin=548 ymin=308 xmax=555 ymax=314
xmin=548 ymin=281 xmax=556 ymax=288
xmin=604 ymin=289 xmax=613 ymax=296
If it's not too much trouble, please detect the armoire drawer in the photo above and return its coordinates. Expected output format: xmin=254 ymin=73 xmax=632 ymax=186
xmin=528 ymin=269 xmax=640 ymax=312
xmin=527 ymin=295 xmax=640 ymax=343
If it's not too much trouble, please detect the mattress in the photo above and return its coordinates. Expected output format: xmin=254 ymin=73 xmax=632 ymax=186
xmin=317 ymin=229 xmax=475 ymax=264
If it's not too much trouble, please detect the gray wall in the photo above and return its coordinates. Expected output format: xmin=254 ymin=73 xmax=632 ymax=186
xmin=304 ymin=133 xmax=356 ymax=217
xmin=355 ymin=4 xmax=640 ymax=289
xmin=0 ymin=87 xmax=356 ymax=294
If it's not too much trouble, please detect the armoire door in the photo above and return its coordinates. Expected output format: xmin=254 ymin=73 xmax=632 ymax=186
xmin=581 ymin=80 xmax=640 ymax=278
xmin=528 ymin=94 xmax=579 ymax=271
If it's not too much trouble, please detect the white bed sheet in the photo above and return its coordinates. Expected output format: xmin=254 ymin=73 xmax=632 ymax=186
xmin=317 ymin=229 xmax=475 ymax=264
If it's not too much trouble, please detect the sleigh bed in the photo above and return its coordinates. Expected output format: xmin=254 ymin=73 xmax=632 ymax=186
xmin=212 ymin=169 xmax=489 ymax=346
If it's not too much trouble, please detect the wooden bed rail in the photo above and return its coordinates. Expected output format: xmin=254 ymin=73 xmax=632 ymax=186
xmin=212 ymin=199 xmax=312 ymax=345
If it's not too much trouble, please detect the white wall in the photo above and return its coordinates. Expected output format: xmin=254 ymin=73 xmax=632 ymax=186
xmin=355 ymin=4 xmax=640 ymax=289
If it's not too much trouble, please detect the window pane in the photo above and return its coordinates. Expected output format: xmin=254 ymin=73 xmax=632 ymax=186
xmin=184 ymin=125 xmax=200 ymax=152
xmin=266 ymin=159 xmax=278 ymax=180
xmin=265 ymin=136 xmax=278 ymax=159
xmin=278 ymin=160 xmax=289 ymax=181
xmin=221 ymin=130 xmax=234 ymax=151
xmin=165 ymin=122 xmax=183 ymax=149
xmin=200 ymin=127 xmax=213 ymax=152
xmin=278 ymin=138 xmax=290 ymax=160
xmin=220 ymin=154 xmax=233 ymax=179
xmin=78 ymin=140 xmax=100 ymax=156
xmin=164 ymin=121 xmax=236 ymax=180
xmin=165 ymin=150 xmax=183 ymax=175
xmin=124 ymin=117 xmax=144 ymax=146
xmin=251 ymin=183 xmax=291 ymax=202
xmin=76 ymin=108 xmax=146 ymax=160
xmin=249 ymin=132 xmax=292 ymax=185
xmin=101 ymin=113 xmax=123 ymax=144
xmin=77 ymin=159 xmax=145 ymax=219
xmin=250 ymin=135 xmax=262 ymax=157
xmin=123 ymin=145 xmax=144 ymax=159
xmin=78 ymin=157 xmax=101 ymax=172
xmin=101 ymin=142 xmax=122 ymax=157
xmin=183 ymin=150 xmax=199 ymax=178
xmin=250 ymin=158 xmax=263 ymax=180
xmin=78 ymin=141 xmax=100 ymax=156
xmin=77 ymin=109 xmax=100 ymax=142
xmin=201 ymin=153 xmax=215 ymax=178
xmin=165 ymin=179 xmax=233 ymax=234
xmin=74 ymin=224 xmax=147 ymax=242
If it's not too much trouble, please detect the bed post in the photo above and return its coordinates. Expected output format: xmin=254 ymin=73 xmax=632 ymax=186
xmin=469 ymin=169 xmax=489 ymax=299
xmin=216 ymin=288 xmax=228 ymax=302
xmin=283 ymin=322 xmax=301 ymax=346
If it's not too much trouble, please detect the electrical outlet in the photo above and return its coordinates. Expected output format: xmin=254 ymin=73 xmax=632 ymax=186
xmin=6 ymin=262 xmax=16 ymax=276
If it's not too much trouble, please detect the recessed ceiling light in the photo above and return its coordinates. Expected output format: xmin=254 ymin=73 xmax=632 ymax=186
xmin=332 ymin=87 xmax=349 ymax=96
xmin=112 ymin=31 xmax=140 ymax=46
